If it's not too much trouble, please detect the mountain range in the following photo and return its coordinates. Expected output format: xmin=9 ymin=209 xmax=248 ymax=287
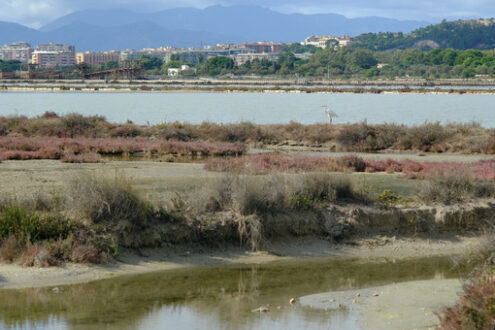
xmin=0 ymin=5 xmax=430 ymax=51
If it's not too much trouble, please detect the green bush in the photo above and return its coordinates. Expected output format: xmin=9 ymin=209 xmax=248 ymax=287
xmin=0 ymin=205 xmax=76 ymax=242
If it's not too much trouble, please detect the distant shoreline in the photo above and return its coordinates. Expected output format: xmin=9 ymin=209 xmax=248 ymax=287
xmin=3 ymin=78 xmax=495 ymax=86
xmin=2 ymin=79 xmax=495 ymax=94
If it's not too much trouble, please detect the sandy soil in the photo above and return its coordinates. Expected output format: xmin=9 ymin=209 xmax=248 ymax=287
xmin=0 ymin=160 xmax=221 ymax=203
xmin=0 ymin=236 xmax=485 ymax=290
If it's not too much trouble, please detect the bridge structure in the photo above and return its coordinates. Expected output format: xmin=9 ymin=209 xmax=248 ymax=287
xmin=79 ymin=61 xmax=143 ymax=80
xmin=13 ymin=61 xmax=143 ymax=80
xmin=82 ymin=66 xmax=143 ymax=80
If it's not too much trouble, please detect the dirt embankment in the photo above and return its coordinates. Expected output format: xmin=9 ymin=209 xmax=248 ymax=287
xmin=1 ymin=200 xmax=493 ymax=290
xmin=122 ymin=200 xmax=495 ymax=249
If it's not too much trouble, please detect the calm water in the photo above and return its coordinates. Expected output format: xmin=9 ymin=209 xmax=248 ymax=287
xmin=0 ymin=256 xmax=469 ymax=330
xmin=1 ymin=92 xmax=494 ymax=126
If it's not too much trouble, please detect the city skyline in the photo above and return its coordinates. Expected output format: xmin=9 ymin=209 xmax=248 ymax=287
xmin=0 ymin=1 xmax=493 ymax=29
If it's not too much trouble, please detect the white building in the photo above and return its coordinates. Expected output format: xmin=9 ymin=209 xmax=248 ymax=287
xmin=167 ymin=68 xmax=180 ymax=77
xmin=0 ymin=42 xmax=32 ymax=63
xmin=167 ymin=65 xmax=197 ymax=77
xmin=302 ymin=35 xmax=351 ymax=49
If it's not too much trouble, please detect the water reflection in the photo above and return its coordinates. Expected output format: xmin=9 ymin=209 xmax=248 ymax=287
xmin=0 ymin=256 xmax=470 ymax=330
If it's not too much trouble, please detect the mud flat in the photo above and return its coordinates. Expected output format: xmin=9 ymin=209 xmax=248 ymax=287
xmin=0 ymin=236 xmax=484 ymax=290
xmin=299 ymin=278 xmax=462 ymax=330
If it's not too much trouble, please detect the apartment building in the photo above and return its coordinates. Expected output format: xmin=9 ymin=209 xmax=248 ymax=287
xmin=0 ymin=42 xmax=32 ymax=63
xmin=234 ymin=52 xmax=280 ymax=66
xmin=76 ymin=51 xmax=120 ymax=66
xmin=239 ymin=42 xmax=283 ymax=53
xmin=32 ymin=43 xmax=76 ymax=68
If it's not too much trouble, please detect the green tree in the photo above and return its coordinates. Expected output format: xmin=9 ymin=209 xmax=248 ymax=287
xmin=200 ymin=56 xmax=234 ymax=76
xmin=0 ymin=60 xmax=22 ymax=71
xmin=104 ymin=61 xmax=119 ymax=70
xmin=346 ymin=49 xmax=378 ymax=69
xmin=139 ymin=56 xmax=163 ymax=70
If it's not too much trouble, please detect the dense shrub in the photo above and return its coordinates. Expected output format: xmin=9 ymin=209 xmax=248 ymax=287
xmin=336 ymin=123 xmax=378 ymax=151
xmin=0 ymin=205 xmax=76 ymax=242
xmin=437 ymin=257 xmax=495 ymax=329
xmin=400 ymin=122 xmax=450 ymax=151
xmin=0 ymin=201 xmax=113 ymax=265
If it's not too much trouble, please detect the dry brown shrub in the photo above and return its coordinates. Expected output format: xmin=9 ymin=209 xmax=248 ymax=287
xmin=0 ymin=236 xmax=23 ymax=262
xmin=67 ymin=172 xmax=151 ymax=226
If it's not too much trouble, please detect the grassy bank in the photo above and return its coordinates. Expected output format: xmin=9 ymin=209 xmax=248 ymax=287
xmin=2 ymin=169 xmax=495 ymax=266
xmin=1 ymin=113 xmax=495 ymax=155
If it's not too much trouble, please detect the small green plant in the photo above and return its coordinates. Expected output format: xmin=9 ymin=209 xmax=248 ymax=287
xmin=377 ymin=190 xmax=404 ymax=206
xmin=110 ymin=240 xmax=120 ymax=257
xmin=290 ymin=193 xmax=315 ymax=210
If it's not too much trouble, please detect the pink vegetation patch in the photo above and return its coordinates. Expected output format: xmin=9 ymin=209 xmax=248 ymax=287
xmin=0 ymin=136 xmax=246 ymax=162
xmin=205 ymin=154 xmax=495 ymax=181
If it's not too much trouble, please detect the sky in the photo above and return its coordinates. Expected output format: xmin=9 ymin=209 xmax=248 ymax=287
xmin=1 ymin=0 xmax=493 ymax=28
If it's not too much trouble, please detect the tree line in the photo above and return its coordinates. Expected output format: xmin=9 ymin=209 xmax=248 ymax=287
xmin=135 ymin=47 xmax=495 ymax=79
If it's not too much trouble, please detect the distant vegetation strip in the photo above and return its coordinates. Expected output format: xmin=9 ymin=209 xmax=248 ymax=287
xmin=205 ymin=154 xmax=495 ymax=180
xmin=2 ymin=113 xmax=495 ymax=156
xmin=0 ymin=136 xmax=245 ymax=161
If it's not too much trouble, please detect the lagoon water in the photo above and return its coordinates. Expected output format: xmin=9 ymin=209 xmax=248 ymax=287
xmin=0 ymin=256 xmax=469 ymax=330
xmin=1 ymin=92 xmax=495 ymax=126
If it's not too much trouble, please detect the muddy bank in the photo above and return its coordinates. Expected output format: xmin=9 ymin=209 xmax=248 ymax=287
xmin=299 ymin=278 xmax=462 ymax=330
xmin=0 ymin=236 xmax=484 ymax=290
xmin=0 ymin=198 xmax=492 ymax=290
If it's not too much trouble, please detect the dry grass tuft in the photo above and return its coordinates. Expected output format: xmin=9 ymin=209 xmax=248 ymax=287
xmin=67 ymin=173 xmax=151 ymax=226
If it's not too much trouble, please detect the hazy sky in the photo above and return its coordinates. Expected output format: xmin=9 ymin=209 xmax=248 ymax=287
xmin=1 ymin=0 xmax=493 ymax=28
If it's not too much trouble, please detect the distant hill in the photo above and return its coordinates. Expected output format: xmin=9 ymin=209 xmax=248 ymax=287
xmin=44 ymin=22 xmax=239 ymax=50
xmin=6 ymin=5 xmax=428 ymax=51
xmin=0 ymin=21 xmax=238 ymax=51
xmin=353 ymin=19 xmax=495 ymax=50
xmin=0 ymin=21 xmax=42 ymax=44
